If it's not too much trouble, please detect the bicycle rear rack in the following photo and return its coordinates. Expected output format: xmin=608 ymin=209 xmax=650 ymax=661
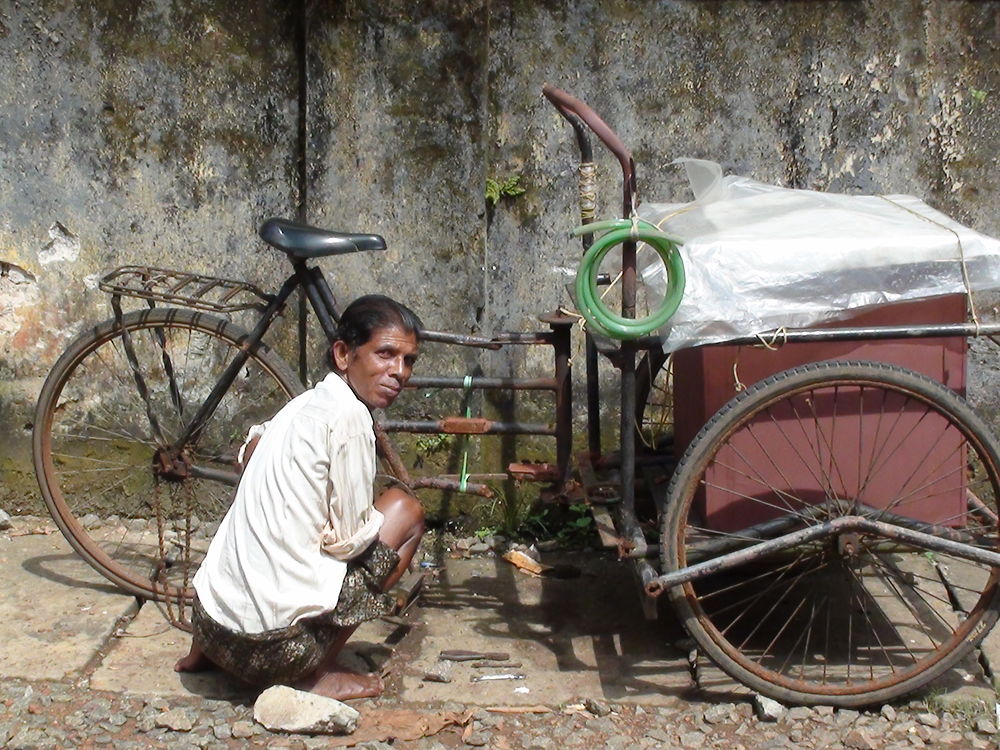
xmin=100 ymin=265 xmax=273 ymax=313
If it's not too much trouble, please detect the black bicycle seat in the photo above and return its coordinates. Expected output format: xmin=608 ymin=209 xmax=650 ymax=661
xmin=259 ymin=218 xmax=386 ymax=259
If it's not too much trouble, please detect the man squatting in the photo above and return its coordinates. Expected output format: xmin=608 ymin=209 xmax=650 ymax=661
xmin=176 ymin=294 xmax=425 ymax=700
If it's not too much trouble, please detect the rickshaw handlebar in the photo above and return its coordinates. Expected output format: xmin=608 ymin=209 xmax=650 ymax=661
xmin=542 ymin=84 xmax=637 ymax=216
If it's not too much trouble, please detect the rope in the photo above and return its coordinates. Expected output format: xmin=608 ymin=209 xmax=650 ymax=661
xmin=578 ymin=163 xmax=597 ymax=221
xmin=651 ymin=203 xmax=698 ymax=232
xmin=459 ymin=375 xmax=473 ymax=492
xmin=600 ymin=269 xmax=624 ymax=302
xmin=731 ymin=328 xmax=789 ymax=393
xmin=732 ymin=357 xmax=746 ymax=392
xmin=754 ymin=327 xmax=788 ymax=350
xmin=557 ymin=305 xmax=587 ymax=332
xmin=878 ymin=195 xmax=981 ymax=333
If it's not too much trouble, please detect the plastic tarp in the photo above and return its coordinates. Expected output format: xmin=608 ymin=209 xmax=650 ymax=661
xmin=637 ymin=160 xmax=1000 ymax=352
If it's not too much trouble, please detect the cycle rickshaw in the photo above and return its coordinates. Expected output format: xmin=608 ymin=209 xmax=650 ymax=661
xmin=32 ymin=86 xmax=1000 ymax=707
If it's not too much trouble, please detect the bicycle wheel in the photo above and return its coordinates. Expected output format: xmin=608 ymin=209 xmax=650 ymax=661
xmin=636 ymin=348 xmax=672 ymax=453
xmin=33 ymin=307 xmax=302 ymax=601
xmin=661 ymin=360 xmax=1000 ymax=707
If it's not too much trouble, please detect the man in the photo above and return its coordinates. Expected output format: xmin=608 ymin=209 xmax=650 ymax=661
xmin=176 ymin=295 xmax=425 ymax=701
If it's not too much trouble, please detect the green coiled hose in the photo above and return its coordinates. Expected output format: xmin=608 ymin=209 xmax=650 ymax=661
xmin=572 ymin=218 xmax=685 ymax=340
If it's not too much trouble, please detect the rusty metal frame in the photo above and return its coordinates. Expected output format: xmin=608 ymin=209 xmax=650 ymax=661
xmin=97 ymin=87 xmax=648 ymax=508
xmin=545 ymin=85 xmax=647 ymax=597
xmin=645 ymin=515 xmax=1000 ymax=597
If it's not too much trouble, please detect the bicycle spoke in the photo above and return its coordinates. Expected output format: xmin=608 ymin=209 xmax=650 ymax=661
xmin=726 ymin=419 xmax=819 ymax=520
xmin=843 ymin=562 xmax=902 ymax=679
xmin=701 ymin=476 xmax=815 ymax=525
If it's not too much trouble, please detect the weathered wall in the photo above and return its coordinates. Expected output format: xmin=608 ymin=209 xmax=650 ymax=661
xmin=0 ymin=0 xmax=299 ymax=508
xmin=3 ymin=0 xmax=1000 ymax=511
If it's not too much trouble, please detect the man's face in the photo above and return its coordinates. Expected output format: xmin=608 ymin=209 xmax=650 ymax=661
xmin=332 ymin=325 xmax=419 ymax=409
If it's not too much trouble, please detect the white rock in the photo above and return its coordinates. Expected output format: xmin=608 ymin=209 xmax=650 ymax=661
xmin=585 ymin=697 xmax=611 ymax=717
xmin=836 ymin=708 xmax=861 ymax=726
xmin=844 ymin=728 xmax=877 ymax=750
xmin=38 ymin=222 xmax=81 ymax=265
xmin=423 ymin=661 xmax=453 ymax=683
xmin=231 ymin=719 xmax=255 ymax=738
xmin=0 ymin=509 xmax=12 ymax=530
xmin=786 ymin=706 xmax=812 ymax=721
xmin=680 ymin=730 xmax=706 ymax=748
xmin=253 ymin=685 xmax=359 ymax=735
xmin=753 ymin=694 xmax=786 ymax=722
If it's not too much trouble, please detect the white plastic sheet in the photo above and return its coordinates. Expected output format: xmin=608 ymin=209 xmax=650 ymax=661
xmin=638 ymin=160 xmax=1000 ymax=352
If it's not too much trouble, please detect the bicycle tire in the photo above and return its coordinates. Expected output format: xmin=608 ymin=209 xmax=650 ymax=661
xmin=33 ymin=307 xmax=303 ymax=602
xmin=661 ymin=360 xmax=1000 ymax=707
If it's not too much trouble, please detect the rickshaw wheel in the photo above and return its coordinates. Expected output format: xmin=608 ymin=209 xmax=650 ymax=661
xmin=661 ymin=360 xmax=1000 ymax=707
xmin=635 ymin=348 xmax=673 ymax=454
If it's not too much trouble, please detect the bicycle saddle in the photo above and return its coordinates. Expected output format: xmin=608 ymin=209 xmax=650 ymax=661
xmin=259 ymin=218 xmax=386 ymax=259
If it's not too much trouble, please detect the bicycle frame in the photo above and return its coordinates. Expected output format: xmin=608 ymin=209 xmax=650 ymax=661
xmin=108 ymin=251 xmax=577 ymax=498
xmin=101 ymin=85 xmax=662 ymax=521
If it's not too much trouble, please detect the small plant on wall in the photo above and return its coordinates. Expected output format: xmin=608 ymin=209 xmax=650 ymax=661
xmin=485 ymin=174 xmax=526 ymax=206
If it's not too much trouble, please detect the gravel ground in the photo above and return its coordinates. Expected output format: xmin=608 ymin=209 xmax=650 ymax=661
xmin=4 ymin=517 xmax=1000 ymax=749
xmin=3 ymin=674 xmax=1000 ymax=749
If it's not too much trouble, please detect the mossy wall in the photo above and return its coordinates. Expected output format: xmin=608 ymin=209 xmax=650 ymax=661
xmin=3 ymin=1 xmax=1000 ymax=513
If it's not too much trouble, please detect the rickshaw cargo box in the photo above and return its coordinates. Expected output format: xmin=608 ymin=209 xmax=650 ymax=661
xmin=672 ymin=295 xmax=967 ymax=533
xmin=638 ymin=159 xmax=1000 ymax=353
xmin=637 ymin=160 xmax=999 ymax=532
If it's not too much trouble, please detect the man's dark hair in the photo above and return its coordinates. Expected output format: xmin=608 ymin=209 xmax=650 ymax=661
xmin=333 ymin=294 xmax=423 ymax=350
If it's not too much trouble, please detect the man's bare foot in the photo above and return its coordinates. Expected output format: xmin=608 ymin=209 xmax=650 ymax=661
xmin=174 ymin=643 xmax=215 ymax=673
xmin=294 ymin=665 xmax=383 ymax=700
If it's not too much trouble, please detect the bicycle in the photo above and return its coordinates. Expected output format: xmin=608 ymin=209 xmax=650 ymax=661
xmin=32 ymin=85 xmax=1000 ymax=708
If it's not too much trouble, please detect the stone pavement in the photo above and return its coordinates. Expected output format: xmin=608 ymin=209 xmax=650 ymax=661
xmin=3 ymin=513 xmax=1000 ymax=748
xmin=1 ymin=514 xmax=692 ymax=708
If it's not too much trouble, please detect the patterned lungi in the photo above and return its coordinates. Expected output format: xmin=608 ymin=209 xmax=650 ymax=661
xmin=191 ymin=540 xmax=399 ymax=687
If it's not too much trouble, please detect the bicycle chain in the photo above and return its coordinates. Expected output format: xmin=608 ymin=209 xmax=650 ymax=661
xmin=152 ymin=477 xmax=193 ymax=632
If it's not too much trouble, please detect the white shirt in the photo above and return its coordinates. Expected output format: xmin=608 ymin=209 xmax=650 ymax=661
xmin=193 ymin=372 xmax=384 ymax=633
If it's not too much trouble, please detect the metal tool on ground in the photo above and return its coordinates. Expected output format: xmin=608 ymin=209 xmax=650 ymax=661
xmin=439 ymin=650 xmax=510 ymax=663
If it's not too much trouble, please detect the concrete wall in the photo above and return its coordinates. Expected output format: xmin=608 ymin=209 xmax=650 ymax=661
xmin=3 ymin=0 xmax=1000 ymax=511
xmin=0 ymin=0 xmax=299 ymax=508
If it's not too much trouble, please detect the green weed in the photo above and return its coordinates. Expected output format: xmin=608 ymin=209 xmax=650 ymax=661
xmin=485 ymin=174 xmax=526 ymax=206
xmin=415 ymin=433 xmax=454 ymax=455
